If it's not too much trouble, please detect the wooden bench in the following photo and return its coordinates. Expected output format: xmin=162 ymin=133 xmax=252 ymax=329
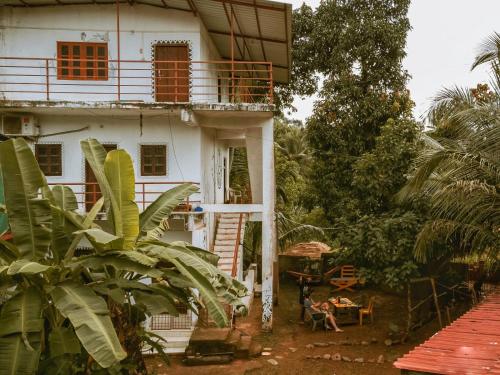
xmin=329 ymin=265 xmax=364 ymax=292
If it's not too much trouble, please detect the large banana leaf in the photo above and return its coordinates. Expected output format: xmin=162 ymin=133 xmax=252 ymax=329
xmin=104 ymin=150 xmax=139 ymax=249
xmin=0 ymin=138 xmax=51 ymax=260
xmin=50 ymin=281 xmax=126 ymax=368
xmin=0 ymin=288 xmax=43 ymax=375
xmin=0 ymin=334 xmax=41 ymax=375
xmin=139 ymin=241 xmax=245 ymax=327
xmin=139 ymin=183 xmax=199 ymax=238
xmin=140 ymin=241 xmax=247 ymax=322
xmin=140 ymin=241 xmax=232 ymax=284
xmin=65 ymin=198 xmax=104 ymax=260
xmin=49 ymin=327 xmax=81 ymax=357
xmin=169 ymin=258 xmax=229 ymax=327
xmin=0 ymin=239 xmax=19 ymax=264
xmin=170 ymin=241 xmax=220 ymax=266
xmin=76 ymin=228 xmax=125 ymax=252
xmin=52 ymin=185 xmax=79 ymax=212
xmin=80 ymin=139 xmax=120 ymax=234
xmin=50 ymin=186 xmax=80 ymax=261
xmin=71 ymin=252 xmax=162 ymax=278
xmin=7 ymin=259 xmax=52 ymax=275
xmin=132 ymin=290 xmax=179 ymax=316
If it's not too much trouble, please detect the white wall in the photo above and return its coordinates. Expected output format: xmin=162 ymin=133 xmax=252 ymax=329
xmin=35 ymin=112 xmax=202 ymax=209
xmin=199 ymin=126 xmax=230 ymax=250
xmin=0 ymin=4 xmax=221 ymax=102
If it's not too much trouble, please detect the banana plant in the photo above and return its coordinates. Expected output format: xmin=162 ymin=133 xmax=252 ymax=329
xmin=0 ymin=138 xmax=246 ymax=375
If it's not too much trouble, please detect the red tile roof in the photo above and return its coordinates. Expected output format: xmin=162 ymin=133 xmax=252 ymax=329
xmin=394 ymin=292 xmax=500 ymax=374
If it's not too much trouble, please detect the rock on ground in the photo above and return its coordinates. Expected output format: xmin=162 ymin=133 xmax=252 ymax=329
xmin=314 ymin=342 xmax=329 ymax=347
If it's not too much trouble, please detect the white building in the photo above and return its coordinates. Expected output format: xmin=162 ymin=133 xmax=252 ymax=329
xmin=0 ymin=0 xmax=291 ymax=350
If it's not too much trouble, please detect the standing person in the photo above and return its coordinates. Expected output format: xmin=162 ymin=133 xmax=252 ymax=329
xmin=299 ymin=277 xmax=312 ymax=322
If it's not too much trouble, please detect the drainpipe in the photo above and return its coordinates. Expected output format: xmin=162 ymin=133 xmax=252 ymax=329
xmin=116 ymin=0 xmax=121 ymax=101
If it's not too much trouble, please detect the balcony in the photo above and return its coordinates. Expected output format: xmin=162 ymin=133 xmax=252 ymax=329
xmin=48 ymin=181 xmax=201 ymax=213
xmin=0 ymin=57 xmax=273 ymax=105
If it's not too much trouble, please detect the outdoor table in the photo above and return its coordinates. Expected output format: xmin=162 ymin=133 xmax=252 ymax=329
xmin=328 ymin=297 xmax=360 ymax=325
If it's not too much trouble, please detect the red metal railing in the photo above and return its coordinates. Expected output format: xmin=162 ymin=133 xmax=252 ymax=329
xmin=231 ymin=213 xmax=244 ymax=278
xmin=0 ymin=57 xmax=273 ymax=104
xmin=47 ymin=181 xmax=200 ymax=212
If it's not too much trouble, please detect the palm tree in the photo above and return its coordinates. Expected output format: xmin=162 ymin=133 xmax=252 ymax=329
xmin=275 ymin=125 xmax=311 ymax=165
xmin=398 ymin=33 xmax=500 ymax=263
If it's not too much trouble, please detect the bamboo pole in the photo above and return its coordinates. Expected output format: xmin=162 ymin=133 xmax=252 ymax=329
xmin=430 ymin=278 xmax=443 ymax=328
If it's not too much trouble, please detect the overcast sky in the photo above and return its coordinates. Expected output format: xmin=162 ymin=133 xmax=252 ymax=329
xmin=286 ymin=0 xmax=500 ymax=123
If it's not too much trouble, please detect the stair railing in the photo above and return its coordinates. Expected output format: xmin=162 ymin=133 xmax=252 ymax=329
xmin=231 ymin=213 xmax=244 ymax=278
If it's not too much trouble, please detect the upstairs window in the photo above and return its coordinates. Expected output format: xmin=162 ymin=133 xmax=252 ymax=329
xmin=35 ymin=144 xmax=62 ymax=176
xmin=141 ymin=145 xmax=167 ymax=176
xmin=57 ymin=42 xmax=108 ymax=80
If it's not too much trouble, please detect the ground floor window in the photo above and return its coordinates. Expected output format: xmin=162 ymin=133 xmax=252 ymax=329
xmin=150 ymin=304 xmax=192 ymax=330
xmin=140 ymin=144 xmax=167 ymax=176
xmin=35 ymin=143 xmax=62 ymax=176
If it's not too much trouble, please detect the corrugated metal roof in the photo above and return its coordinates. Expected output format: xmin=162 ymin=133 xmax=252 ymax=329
xmin=0 ymin=0 xmax=292 ymax=82
xmin=394 ymin=292 xmax=500 ymax=374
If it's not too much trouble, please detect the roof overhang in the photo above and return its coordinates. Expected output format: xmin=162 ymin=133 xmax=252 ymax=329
xmin=0 ymin=0 xmax=292 ymax=83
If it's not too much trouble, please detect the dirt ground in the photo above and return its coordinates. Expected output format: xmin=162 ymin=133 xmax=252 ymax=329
xmin=147 ymin=280 xmax=440 ymax=375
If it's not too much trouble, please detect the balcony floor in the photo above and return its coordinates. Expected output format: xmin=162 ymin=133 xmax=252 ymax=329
xmin=0 ymin=99 xmax=275 ymax=115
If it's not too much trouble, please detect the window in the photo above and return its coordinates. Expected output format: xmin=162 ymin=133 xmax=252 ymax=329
xmin=57 ymin=42 xmax=108 ymax=80
xmin=149 ymin=305 xmax=192 ymax=330
xmin=35 ymin=144 xmax=62 ymax=176
xmin=141 ymin=145 xmax=167 ymax=176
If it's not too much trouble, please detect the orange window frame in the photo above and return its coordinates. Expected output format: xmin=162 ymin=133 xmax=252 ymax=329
xmin=57 ymin=41 xmax=108 ymax=81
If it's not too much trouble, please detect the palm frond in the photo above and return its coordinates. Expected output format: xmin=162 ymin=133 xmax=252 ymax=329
xmin=399 ymin=38 xmax=500 ymax=262
xmin=471 ymin=32 xmax=500 ymax=70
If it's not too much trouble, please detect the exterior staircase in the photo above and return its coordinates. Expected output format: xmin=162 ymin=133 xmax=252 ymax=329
xmin=213 ymin=213 xmax=246 ymax=279
xmin=183 ymin=213 xmax=263 ymax=364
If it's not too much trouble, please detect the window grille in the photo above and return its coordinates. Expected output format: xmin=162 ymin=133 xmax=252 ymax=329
xmin=35 ymin=144 xmax=62 ymax=176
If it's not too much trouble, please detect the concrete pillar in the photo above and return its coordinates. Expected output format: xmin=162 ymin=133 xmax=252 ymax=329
xmin=245 ymin=128 xmax=263 ymax=204
xmin=260 ymin=119 xmax=276 ymax=332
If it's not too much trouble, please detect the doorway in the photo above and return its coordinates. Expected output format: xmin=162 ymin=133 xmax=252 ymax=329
xmin=154 ymin=44 xmax=190 ymax=102
xmin=85 ymin=143 xmax=117 ymax=211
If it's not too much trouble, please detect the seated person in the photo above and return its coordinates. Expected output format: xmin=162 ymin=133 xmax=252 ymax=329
xmin=303 ymin=292 xmax=343 ymax=332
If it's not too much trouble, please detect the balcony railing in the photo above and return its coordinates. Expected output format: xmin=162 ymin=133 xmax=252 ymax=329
xmin=47 ymin=181 xmax=201 ymax=212
xmin=0 ymin=57 xmax=273 ymax=104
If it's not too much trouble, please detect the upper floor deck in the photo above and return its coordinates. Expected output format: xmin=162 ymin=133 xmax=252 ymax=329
xmin=1 ymin=56 xmax=274 ymax=104
xmin=0 ymin=0 xmax=291 ymax=108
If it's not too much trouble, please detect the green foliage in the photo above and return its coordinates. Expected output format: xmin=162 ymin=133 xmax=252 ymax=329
xmin=335 ymin=212 xmax=421 ymax=290
xmin=287 ymin=0 xmax=423 ymax=288
xmin=229 ymin=147 xmax=251 ymax=202
xmin=398 ymin=33 xmax=500 ymax=263
xmin=0 ymin=138 xmax=246 ymax=374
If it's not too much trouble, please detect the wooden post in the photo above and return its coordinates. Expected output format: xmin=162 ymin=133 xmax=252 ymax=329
xmin=430 ymin=278 xmax=443 ymax=328
xmin=406 ymin=282 xmax=412 ymax=335
xmin=268 ymin=63 xmax=273 ymax=104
